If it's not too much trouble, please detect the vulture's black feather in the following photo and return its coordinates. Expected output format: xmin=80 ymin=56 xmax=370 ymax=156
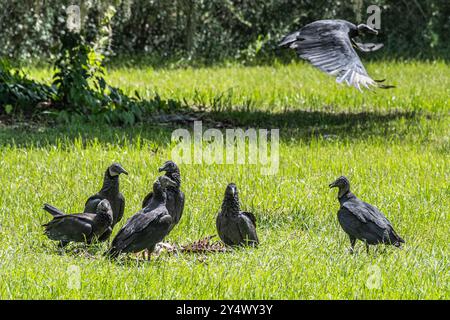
xmin=329 ymin=176 xmax=405 ymax=253
xmin=216 ymin=183 xmax=259 ymax=247
xmin=279 ymin=19 xmax=394 ymax=90
xmin=142 ymin=160 xmax=185 ymax=234
xmin=84 ymin=163 xmax=128 ymax=241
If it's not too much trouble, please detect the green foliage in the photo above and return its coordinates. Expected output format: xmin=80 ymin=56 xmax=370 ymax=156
xmin=0 ymin=59 xmax=55 ymax=114
xmin=47 ymin=5 xmax=183 ymax=125
xmin=52 ymin=31 xmax=108 ymax=114
xmin=0 ymin=0 xmax=449 ymax=63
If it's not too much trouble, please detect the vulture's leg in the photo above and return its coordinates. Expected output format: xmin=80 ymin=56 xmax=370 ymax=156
xmin=59 ymin=240 xmax=69 ymax=248
xmin=348 ymin=236 xmax=356 ymax=254
xmin=365 ymin=242 xmax=370 ymax=254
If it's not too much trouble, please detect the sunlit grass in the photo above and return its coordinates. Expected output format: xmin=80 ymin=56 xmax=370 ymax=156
xmin=1 ymin=61 xmax=449 ymax=299
xmin=27 ymin=61 xmax=450 ymax=113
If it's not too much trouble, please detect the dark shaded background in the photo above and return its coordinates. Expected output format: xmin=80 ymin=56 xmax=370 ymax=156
xmin=0 ymin=0 xmax=449 ymax=64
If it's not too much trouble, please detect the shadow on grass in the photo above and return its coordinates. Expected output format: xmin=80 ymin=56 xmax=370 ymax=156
xmin=205 ymin=108 xmax=422 ymax=138
xmin=0 ymin=107 xmax=426 ymax=147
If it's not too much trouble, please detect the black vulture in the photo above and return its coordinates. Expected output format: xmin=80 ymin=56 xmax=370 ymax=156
xmin=42 ymin=199 xmax=113 ymax=246
xmin=279 ymin=20 xmax=394 ymax=91
xmin=142 ymin=160 xmax=185 ymax=234
xmin=84 ymin=163 xmax=128 ymax=241
xmin=107 ymin=176 xmax=177 ymax=259
xmin=329 ymin=176 xmax=405 ymax=253
xmin=216 ymin=183 xmax=259 ymax=247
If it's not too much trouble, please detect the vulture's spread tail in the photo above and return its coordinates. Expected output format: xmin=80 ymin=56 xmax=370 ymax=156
xmin=43 ymin=203 xmax=65 ymax=217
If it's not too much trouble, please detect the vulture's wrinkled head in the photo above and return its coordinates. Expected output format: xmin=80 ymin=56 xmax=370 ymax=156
xmin=329 ymin=176 xmax=351 ymax=198
xmin=357 ymin=24 xmax=378 ymax=35
xmin=108 ymin=163 xmax=128 ymax=177
xmin=96 ymin=199 xmax=112 ymax=214
xmin=159 ymin=175 xmax=177 ymax=189
xmin=152 ymin=175 xmax=177 ymax=194
xmin=158 ymin=160 xmax=179 ymax=174
xmin=225 ymin=183 xmax=238 ymax=198
xmin=329 ymin=176 xmax=350 ymax=189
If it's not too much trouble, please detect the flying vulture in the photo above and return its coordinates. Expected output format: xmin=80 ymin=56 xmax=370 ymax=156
xmin=279 ymin=20 xmax=394 ymax=91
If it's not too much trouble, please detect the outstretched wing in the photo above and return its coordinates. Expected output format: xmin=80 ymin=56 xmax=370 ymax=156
xmin=280 ymin=20 xmax=378 ymax=91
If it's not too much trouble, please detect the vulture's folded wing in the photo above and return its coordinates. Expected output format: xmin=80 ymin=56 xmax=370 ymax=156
xmin=43 ymin=215 xmax=93 ymax=241
xmin=142 ymin=192 xmax=153 ymax=209
xmin=343 ymin=198 xmax=392 ymax=230
xmin=237 ymin=214 xmax=259 ymax=245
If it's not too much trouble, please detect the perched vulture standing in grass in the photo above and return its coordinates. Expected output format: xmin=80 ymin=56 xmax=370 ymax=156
xmin=329 ymin=176 xmax=405 ymax=253
xmin=42 ymin=199 xmax=113 ymax=246
xmin=279 ymin=19 xmax=394 ymax=91
xmin=216 ymin=183 xmax=259 ymax=247
xmin=142 ymin=160 xmax=185 ymax=234
xmin=84 ymin=163 xmax=128 ymax=241
xmin=107 ymin=176 xmax=177 ymax=259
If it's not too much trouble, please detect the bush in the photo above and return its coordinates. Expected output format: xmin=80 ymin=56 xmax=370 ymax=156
xmin=0 ymin=59 xmax=55 ymax=115
xmin=0 ymin=1 xmax=449 ymax=63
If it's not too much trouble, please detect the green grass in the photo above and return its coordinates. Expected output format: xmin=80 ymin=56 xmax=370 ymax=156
xmin=1 ymin=61 xmax=449 ymax=299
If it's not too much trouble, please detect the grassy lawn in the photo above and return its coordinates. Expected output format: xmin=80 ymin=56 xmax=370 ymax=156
xmin=1 ymin=61 xmax=449 ymax=299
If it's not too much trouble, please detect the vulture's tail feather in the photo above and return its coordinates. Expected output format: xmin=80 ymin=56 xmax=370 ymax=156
xmin=43 ymin=203 xmax=65 ymax=217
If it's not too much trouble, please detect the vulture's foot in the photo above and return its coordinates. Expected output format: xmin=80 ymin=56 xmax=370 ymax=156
xmin=155 ymin=242 xmax=176 ymax=253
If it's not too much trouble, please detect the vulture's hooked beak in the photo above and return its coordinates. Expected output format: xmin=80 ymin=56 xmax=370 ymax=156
xmin=118 ymin=166 xmax=129 ymax=175
xmin=158 ymin=164 xmax=167 ymax=172
xmin=109 ymin=164 xmax=128 ymax=176
xmin=226 ymin=184 xmax=237 ymax=196
xmin=329 ymin=181 xmax=337 ymax=189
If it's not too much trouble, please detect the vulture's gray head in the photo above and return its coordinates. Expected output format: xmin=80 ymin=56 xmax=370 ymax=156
xmin=152 ymin=175 xmax=177 ymax=198
xmin=357 ymin=24 xmax=378 ymax=35
xmin=222 ymin=183 xmax=240 ymax=214
xmin=96 ymin=199 xmax=112 ymax=214
xmin=158 ymin=160 xmax=179 ymax=174
xmin=225 ymin=183 xmax=238 ymax=198
xmin=158 ymin=175 xmax=177 ymax=189
xmin=108 ymin=163 xmax=128 ymax=177
xmin=329 ymin=176 xmax=351 ymax=198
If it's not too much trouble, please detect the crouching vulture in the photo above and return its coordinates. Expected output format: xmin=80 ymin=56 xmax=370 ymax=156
xmin=42 ymin=199 xmax=113 ymax=246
